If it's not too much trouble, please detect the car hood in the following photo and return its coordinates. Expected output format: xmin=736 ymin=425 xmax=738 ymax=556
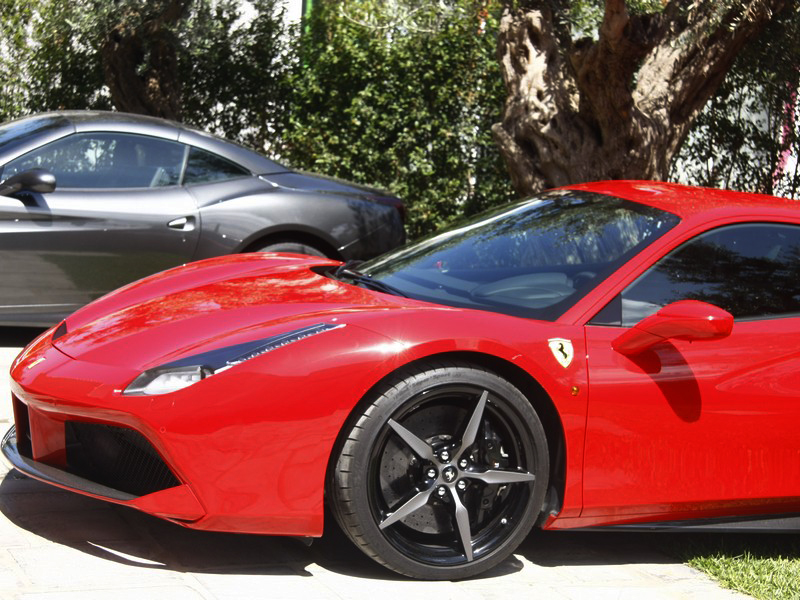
xmin=52 ymin=253 xmax=420 ymax=370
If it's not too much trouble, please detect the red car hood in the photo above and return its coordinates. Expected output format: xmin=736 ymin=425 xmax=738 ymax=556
xmin=53 ymin=254 xmax=417 ymax=370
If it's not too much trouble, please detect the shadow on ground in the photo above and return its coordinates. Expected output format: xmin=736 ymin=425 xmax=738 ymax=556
xmin=0 ymin=469 xmax=384 ymax=579
xmin=5 ymin=467 xmax=789 ymax=583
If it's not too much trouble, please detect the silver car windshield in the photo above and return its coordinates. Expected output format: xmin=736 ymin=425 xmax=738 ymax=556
xmin=360 ymin=190 xmax=680 ymax=321
xmin=0 ymin=115 xmax=66 ymax=155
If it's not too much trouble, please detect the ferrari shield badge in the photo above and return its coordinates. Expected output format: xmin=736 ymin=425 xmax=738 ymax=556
xmin=548 ymin=338 xmax=574 ymax=368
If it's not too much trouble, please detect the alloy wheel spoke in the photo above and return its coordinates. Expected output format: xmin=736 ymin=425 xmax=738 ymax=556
xmin=387 ymin=419 xmax=435 ymax=461
xmin=469 ymin=468 xmax=536 ymax=485
xmin=448 ymin=486 xmax=474 ymax=561
xmin=457 ymin=390 xmax=487 ymax=459
xmin=379 ymin=488 xmax=433 ymax=529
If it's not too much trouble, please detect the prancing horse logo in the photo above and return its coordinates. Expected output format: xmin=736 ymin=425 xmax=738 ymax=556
xmin=547 ymin=338 xmax=574 ymax=368
xmin=443 ymin=467 xmax=457 ymax=482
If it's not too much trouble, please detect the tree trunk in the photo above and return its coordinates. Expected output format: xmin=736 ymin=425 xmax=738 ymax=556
xmin=493 ymin=0 xmax=790 ymax=196
xmin=101 ymin=0 xmax=192 ymax=120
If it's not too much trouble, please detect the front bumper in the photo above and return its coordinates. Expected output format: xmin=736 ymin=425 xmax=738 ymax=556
xmin=2 ymin=409 xmax=205 ymax=521
xmin=5 ymin=318 xmax=398 ymax=537
xmin=2 ymin=330 xmax=204 ymax=521
xmin=3 ymin=424 xmax=135 ymax=501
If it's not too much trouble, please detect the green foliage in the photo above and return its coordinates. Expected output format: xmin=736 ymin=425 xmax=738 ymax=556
xmin=0 ymin=0 xmax=109 ymax=122
xmin=0 ymin=0 xmax=32 ymax=119
xmin=178 ymin=0 xmax=292 ymax=150
xmin=518 ymin=0 xmax=664 ymax=37
xmin=0 ymin=0 xmax=290 ymax=143
xmin=672 ymin=533 xmax=800 ymax=600
xmin=0 ymin=0 xmax=512 ymax=237
xmin=1 ymin=0 xmax=797 ymax=235
xmin=279 ymin=0 xmax=514 ymax=237
xmin=673 ymin=8 xmax=800 ymax=199
xmin=335 ymin=0 xmax=469 ymax=32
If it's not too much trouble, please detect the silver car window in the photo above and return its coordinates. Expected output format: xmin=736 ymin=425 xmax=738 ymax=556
xmin=182 ymin=146 xmax=250 ymax=185
xmin=0 ymin=114 xmax=66 ymax=154
xmin=3 ymin=132 xmax=187 ymax=189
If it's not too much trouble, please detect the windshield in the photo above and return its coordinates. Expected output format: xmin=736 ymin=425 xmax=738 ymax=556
xmin=360 ymin=190 xmax=679 ymax=321
xmin=0 ymin=114 xmax=67 ymax=179
xmin=0 ymin=114 xmax=67 ymax=153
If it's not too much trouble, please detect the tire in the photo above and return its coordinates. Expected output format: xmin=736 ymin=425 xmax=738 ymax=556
xmin=331 ymin=362 xmax=549 ymax=580
xmin=255 ymin=241 xmax=326 ymax=257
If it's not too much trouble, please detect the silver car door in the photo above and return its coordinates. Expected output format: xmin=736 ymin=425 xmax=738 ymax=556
xmin=0 ymin=131 xmax=199 ymax=324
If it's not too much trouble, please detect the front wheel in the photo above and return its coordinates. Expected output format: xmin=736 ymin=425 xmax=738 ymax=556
xmin=330 ymin=363 xmax=549 ymax=579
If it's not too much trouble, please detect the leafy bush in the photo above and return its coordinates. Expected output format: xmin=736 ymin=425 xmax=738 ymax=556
xmin=672 ymin=9 xmax=800 ymax=198
xmin=179 ymin=0 xmax=292 ymax=151
xmin=278 ymin=1 xmax=514 ymax=237
xmin=0 ymin=0 xmax=513 ymax=238
xmin=0 ymin=0 xmax=109 ymax=121
xmin=1 ymin=0 xmax=796 ymax=239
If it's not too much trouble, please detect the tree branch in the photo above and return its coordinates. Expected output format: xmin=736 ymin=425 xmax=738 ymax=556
xmin=494 ymin=0 xmax=792 ymax=194
xmin=635 ymin=0 xmax=788 ymax=153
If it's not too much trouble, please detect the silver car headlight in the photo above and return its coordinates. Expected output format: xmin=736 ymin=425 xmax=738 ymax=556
xmin=123 ymin=322 xmax=344 ymax=396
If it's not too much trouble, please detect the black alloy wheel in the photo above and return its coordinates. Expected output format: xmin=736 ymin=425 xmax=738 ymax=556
xmin=331 ymin=363 xmax=549 ymax=579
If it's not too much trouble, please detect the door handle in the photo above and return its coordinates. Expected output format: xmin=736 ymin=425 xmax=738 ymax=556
xmin=167 ymin=216 xmax=196 ymax=232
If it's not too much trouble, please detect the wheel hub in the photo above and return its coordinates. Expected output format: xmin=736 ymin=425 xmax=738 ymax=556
xmin=368 ymin=385 xmax=540 ymax=569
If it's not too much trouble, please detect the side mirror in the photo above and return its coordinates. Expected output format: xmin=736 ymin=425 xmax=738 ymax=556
xmin=0 ymin=168 xmax=56 ymax=197
xmin=612 ymin=300 xmax=733 ymax=356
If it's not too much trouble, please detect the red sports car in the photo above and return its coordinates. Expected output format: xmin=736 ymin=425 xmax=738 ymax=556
xmin=3 ymin=181 xmax=800 ymax=579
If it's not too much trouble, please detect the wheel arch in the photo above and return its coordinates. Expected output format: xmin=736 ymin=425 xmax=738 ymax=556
xmin=240 ymin=229 xmax=342 ymax=259
xmin=326 ymin=349 xmax=567 ymax=524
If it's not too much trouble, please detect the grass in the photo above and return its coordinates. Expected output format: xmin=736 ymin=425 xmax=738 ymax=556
xmin=669 ymin=533 xmax=800 ymax=599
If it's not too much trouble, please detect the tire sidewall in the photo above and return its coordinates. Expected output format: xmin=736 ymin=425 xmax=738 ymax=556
xmin=333 ymin=364 xmax=550 ymax=580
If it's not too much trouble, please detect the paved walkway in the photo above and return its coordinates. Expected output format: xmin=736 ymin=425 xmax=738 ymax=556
xmin=0 ymin=332 xmax=748 ymax=599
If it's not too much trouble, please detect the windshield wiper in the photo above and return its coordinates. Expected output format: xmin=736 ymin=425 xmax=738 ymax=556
xmin=332 ymin=262 xmax=408 ymax=297
xmin=334 ymin=260 xmax=364 ymax=279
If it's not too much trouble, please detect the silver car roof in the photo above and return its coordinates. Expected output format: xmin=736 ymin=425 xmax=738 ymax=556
xmin=2 ymin=111 xmax=288 ymax=175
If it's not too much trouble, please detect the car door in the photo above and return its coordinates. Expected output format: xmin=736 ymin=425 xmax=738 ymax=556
xmin=0 ymin=131 xmax=199 ymax=323
xmin=582 ymin=221 xmax=800 ymax=521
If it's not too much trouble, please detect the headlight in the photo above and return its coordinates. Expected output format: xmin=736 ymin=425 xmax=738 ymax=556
xmin=123 ymin=322 xmax=344 ymax=396
xmin=125 ymin=366 xmax=213 ymax=396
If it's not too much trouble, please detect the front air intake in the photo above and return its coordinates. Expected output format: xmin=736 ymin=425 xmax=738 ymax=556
xmin=65 ymin=422 xmax=180 ymax=497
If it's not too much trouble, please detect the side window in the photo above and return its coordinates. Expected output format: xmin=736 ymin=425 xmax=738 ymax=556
xmin=3 ymin=132 xmax=186 ymax=189
xmin=182 ymin=147 xmax=249 ymax=185
xmin=593 ymin=223 xmax=800 ymax=326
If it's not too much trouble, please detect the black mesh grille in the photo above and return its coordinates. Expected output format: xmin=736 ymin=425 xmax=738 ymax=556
xmin=65 ymin=422 xmax=180 ymax=497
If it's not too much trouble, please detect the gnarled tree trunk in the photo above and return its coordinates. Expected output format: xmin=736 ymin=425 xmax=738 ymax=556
xmin=492 ymin=0 xmax=790 ymax=196
xmin=101 ymin=0 xmax=191 ymax=120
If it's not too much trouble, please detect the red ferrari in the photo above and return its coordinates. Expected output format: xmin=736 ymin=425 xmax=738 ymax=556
xmin=3 ymin=181 xmax=800 ymax=579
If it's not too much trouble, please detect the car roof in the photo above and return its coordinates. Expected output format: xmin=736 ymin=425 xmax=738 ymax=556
xmin=10 ymin=111 xmax=288 ymax=175
xmin=60 ymin=110 xmax=178 ymax=130
xmin=564 ymin=180 xmax=799 ymax=220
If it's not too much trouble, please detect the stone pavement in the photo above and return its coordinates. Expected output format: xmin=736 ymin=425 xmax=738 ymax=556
xmin=0 ymin=331 xmax=749 ymax=600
